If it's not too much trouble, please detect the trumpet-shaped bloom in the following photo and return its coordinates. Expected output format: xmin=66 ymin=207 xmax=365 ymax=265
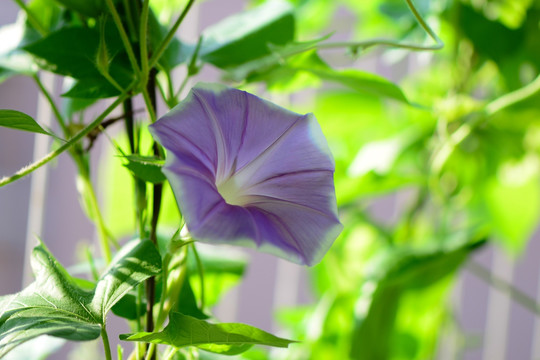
xmin=150 ymin=83 xmax=342 ymax=265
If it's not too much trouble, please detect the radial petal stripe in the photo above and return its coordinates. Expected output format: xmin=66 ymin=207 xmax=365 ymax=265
xmin=150 ymin=83 xmax=342 ymax=265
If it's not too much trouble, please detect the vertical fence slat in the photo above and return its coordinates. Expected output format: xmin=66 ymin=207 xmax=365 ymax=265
xmin=22 ymin=72 xmax=55 ymax=286
xmin=482 ymin=250 xmax=515 ymax=360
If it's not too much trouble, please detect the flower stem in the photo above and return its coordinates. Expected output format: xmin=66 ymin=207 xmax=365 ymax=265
xmin=140 ymin=0 xmax=150 ymax=78
xmin=144 ymin=343 xmax=156 ymax=360
xmin=0 ymin=91 xmax=130 ymax=187
xmin=190 ymin=243 xmax=205 ymax=310
xmin=164 ymin=349 xmax=178 ymax=360
xmin=101 ymin=326 xmax=113 ymax=360
xmin=145 ymin=67 xmax=162 ymax=360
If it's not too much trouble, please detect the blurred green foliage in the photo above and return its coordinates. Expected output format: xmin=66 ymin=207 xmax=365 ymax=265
xmin=249 ymin=0 xmax=540 ymax=359
xmin=1 ymin=0 xmax=540 ymax=358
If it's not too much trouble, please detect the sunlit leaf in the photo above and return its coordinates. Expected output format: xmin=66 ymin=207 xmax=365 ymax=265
xmin=484 ymin=157 xmax=540 ymax=252
xmin=120 ymin=312 xmax=296 ymax=355
xmin=0 ymin=240 xmax=161 ymax=357
xmin=199 ymin=0 xmax=295 ymax=68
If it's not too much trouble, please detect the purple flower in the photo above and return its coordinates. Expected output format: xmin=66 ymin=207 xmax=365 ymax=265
xmin=150 ymin=83 xmax=342 ymax=265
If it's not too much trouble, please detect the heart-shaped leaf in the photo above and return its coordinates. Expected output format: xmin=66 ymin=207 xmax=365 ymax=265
xmin=0 ymin=240 xmax=161 ymax=357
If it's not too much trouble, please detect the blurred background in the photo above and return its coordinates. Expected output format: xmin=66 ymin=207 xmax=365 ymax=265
xmin=1 ymin=0 xmax=540 ymax=359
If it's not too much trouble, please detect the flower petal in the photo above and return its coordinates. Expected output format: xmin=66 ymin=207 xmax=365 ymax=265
xmin=150 ymin=83 xmax=342 ymax=265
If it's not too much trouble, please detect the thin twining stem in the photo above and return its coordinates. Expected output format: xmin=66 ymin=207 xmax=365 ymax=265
xmin=104 ymin=0 xmax=141 ymax=75
xmin=140 ymin=0 xmax=151 ymax=77
xmin=316 ymin=0 xmax=443 ymax=53
xmin=467 ymin=260 xmax=540 ymax=315
xmin=0 ymin=91 xmax=131 ymax=187
xmin=485 ymin=73 xmax=540 ymax=116
xmin=148 ymin=0 xmax=196 ymax=69
xmin=32 ymin=74 xmax=68 ymax=136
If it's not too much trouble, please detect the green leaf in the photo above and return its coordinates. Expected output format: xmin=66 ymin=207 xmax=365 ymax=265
xmin=199 ymin=0 xmax=295 ymax=68
xmin=186 ymin=244 xmax=247 ymax=276
xmin=111 ymin=292 xmax=146 ymax=321
xmin=458 ymin=3 xmax=525 ymax=64
xmin=0 ymin=240 xmax=161 ymax=357
xmin=122 ymin=155 xmax=166 ymax=184
xmin=52 ymin=0 xmax=113 ymax=17
xmin=350 ymin=238 xmax=485 ymax=359
xmin=24 ymin=27 xmax=101 ymax=78
xmin=225 ymin=37 xmax=327 ymax=82
xmin=483 ymin=158 xmax=540 ymax=252
xmin=62 ymin=77 xmax=120 ymax=99
xmin=0 ymin=110 xmax=50 ymax=135
xmin=120 ymin=312 xmax=296 ymax=355
xmin=23 ymin=25 xmax=133 ymax=98
xmin=0 ymin=21 xmax=38 ymax=83
xmin=176 ymin=275 xmax=209 ymax=320
xmin=230 ymin=45 xmax=409 ymax=104
xmin=294 ymin=52 xmax=410 ymax=103
xmin=307 ymin=67 xmax=409 ymax=104
xmin=186 ymin=244 xmax=247 ymax=307
xmin=91 ymin=239 xmax=162 ymax=320
xmin=350 ymin=283 xmax=401 ymax=360
xmin=2 ymin=335 xmax=64 ymax=360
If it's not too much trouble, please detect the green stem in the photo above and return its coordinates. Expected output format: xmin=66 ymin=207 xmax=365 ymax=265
xmin=467 ymin=260 xmax=540 ymax=315
xmin=485 ymin=73 xmax=540 ymax=116
xmin=172 ymin=36 xmax=203 ymax=100
xmin=155 ymin=245 xmax=189 ymax=330
xmin=122 ymin=0 xmax=137 ymax=41
xmin=101 ymin=70 xmax=125 ymax=93
xmin=190 ymin=243 xmax=205 ymax=310
xmin=104 ymin=0 xmax=141 ymax=75
xmin=123 ymin=99 xmax=136 ymax=153
xmin=101 ymin=326 xmax=113 ymax=360
xmin=12 ymin=0 xmax=48 ymax=36
xmin=164 ymin=349 xmax=178 ymax=360
xmin=144 ymin=343 xmax=156 ymax=360
xmin=155 ymin=253 xmax=171 ymax=328
xmin=33 ymin=74 xmax=68 ymax=136
xmin=78 ymin=167 xmax=113 ymax=263
xmin=118 ymin=344 xmax=124 ymax=360
xmin=142 ymin=88 xmax=157 ymax=123
xmin=0 ymin=91 xmax=130 ymax=187
xmin=140 ymin=0 xmax=150 ymax=77
xmin=35 ymin=73 xmax=116 ymax=261
xmin=148 ymin=0 xmax=197 ymax=69
xmin=298 ymin=0 xmax=444 ymax=56
xmin=404 ymin=0 xmax=443 ymax=49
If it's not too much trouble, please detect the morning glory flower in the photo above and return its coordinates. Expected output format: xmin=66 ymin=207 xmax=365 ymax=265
xmin=150 ymin=83 xmax=342 ymax=265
